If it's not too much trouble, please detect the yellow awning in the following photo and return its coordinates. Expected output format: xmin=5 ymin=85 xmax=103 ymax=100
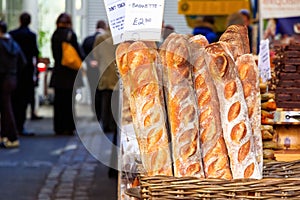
xmin=178 ymin=0 xmax=250 ymax=16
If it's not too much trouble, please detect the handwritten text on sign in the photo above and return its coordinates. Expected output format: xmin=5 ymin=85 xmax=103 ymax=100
xmin=104 ymin=0 xmax=126 ymax=44
xmin=258 ymin=39 xmax=271 ymax=83
xmin=123 ymin=0 xmax=165 ymax=41
xmin=260 ymin=0 xmax=300 ymax=19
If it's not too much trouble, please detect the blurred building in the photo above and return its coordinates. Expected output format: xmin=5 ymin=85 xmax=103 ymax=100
xmin=0 ymin=0 xmax=191 ymax=105
xmin=0 ymin=0 xmax=191 ymax=60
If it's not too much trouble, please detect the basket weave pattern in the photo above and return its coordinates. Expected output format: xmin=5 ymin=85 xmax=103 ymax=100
xmin=137 ymin=160 xmax=300 ymax=199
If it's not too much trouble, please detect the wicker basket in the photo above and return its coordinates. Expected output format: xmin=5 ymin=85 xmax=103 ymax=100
xmin=125 ymin=160 xmax=300 ymax=199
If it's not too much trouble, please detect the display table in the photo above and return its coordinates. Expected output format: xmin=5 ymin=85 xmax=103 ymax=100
xmin=275 ymin=150 xmax=300 ymax=161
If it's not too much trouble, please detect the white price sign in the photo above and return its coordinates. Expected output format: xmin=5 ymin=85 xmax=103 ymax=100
xmin=104 ymin=0 xmax=126 ymax=44
xmin=258 ymin=39 xmax=271 ymax=83
xmin=123 ymin=0 xmax=165 ymax=41
xmin=260 ymin=0 xmax=300 ymax=19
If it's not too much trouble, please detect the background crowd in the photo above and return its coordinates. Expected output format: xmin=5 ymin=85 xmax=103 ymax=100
xmin=0 ymin=11 xmax=121 ymax=149
xmin=0 ymin=9 xmax=254 ymax=149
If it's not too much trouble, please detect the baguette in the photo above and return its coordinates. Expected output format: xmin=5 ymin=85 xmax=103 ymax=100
xmin=235 ymin=54 xmax=263 ymax=175
xmin=262 ymin=130 xmax=273 ymax=140
xmin=190 ymin=39 xmax=232 ymax=179
xmin=123 ymin=41 xmax=173 ymax=176
xmin=162 ymin=34 xmax=204 ymax=177
xmin=261 ymin=99 xmax=277 ymax=111
xmin=116 ymin=42 xmax=133 ymax=125
xmin=189 ymin=34 xmax=209 ymax=48
xmin=206 ymin=42 xmax=261 ymax=179
xmin=219 ymin=25 xmax=250 ymax=60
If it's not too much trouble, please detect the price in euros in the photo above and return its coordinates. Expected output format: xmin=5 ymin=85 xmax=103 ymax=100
xmin=132 ymin=17 xmax=152 ymax=26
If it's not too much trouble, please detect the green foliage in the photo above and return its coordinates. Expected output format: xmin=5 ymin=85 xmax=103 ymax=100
xmin=38 ymin=29 xmax=49 ymax=57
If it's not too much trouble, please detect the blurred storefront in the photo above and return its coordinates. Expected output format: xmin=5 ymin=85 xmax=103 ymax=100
xmin=0 ymin=0 xmax=193 ymax=107
xmin=1 ymin=0 xmax=191 ymax=59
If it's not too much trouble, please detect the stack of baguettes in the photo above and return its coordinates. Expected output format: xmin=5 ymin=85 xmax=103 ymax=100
xmin=116 ymin=25 xmax=262 ymax=180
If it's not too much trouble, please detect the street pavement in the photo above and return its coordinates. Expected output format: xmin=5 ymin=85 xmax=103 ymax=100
xmin=0 ymin=103 xmax=118 ymax=200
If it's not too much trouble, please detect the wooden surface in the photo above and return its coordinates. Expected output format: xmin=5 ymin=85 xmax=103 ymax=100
xmin=274 ymin=125 xmax=300 ymax=150
xmin=275 ymin=150 xmax=300 ymax=161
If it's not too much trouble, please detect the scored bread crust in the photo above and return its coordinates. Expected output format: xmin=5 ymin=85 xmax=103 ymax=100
xmin=235 ymin=54 xmax=263 ymax=174
xmin=126 ymin=41 xmax=173 ymax=176
xmin=162 ymin=34 xmax=204 ymax=177
xmin=190 ymin=38 xmax=232 ymax=179
xmin=116 ymin=42 xmax=133 ymax=124
xmin=206 ymin=42 xmax=261 ymax=179
xmin=219 ymin=25 xmax=250 ymax=60
xmin=189 ymin=34 xmax=209 ymax=48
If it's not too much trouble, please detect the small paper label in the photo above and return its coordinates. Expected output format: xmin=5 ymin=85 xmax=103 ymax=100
xmin=123 ymin=0 xmax=164 ymax=41
xmin=104 ymin=0 xmax=126 ymax=44
xmin=258 ymin=39 xmax=271 ymax=83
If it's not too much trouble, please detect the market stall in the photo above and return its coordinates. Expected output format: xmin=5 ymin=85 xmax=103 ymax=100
xmin=101 ymin=1 xmax=300 ymax=199
xmin=258 ymin=0 xmax=300 ymax=162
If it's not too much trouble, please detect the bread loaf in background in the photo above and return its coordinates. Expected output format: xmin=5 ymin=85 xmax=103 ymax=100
xmin=190 ymin=37 xmax=232 ymax=179
xmin=116 ymin=42 xmax=133 ymax=125
xmin=206 ymin=42 xmax=261 ymax=179
xmin=219 ymin=25 xmax=250 ymax=60
xmin=161 ymin=34 xmax=204 ymax=177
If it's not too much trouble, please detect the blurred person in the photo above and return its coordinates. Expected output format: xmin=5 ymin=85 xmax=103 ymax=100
xmin=9 ymin=12 xmax=41 ymax=137
xmin=239 ymin=9 xmax=253 ymax=52
xmin=93 ymin=28 xmax=119 ymax=178
xmin=81 ymin=20 xmax=107 ymax=116
xmin=276 ymin=16 xmax=300 ymax=37
xmin=93 ymin=28 xmax=118 ymax=133
xmin=193 ymin=16 xmax=218 ymax=43
xmin=226 ymin=12 xmax=245 ymax=27
xmin=157 ymin=21 xmax=175 ymax=47
xmin=50 ymin=13 xmax=84 ymax=135
xmin=226 ymin=12 xmax=254 ymax=52
xmin=0 ymin=20 xmax=26 ymax=148
xmin=264 ymin=18 xmax=277 ymax=41
xmin=162 ymin=24 xmax=175 ymax=40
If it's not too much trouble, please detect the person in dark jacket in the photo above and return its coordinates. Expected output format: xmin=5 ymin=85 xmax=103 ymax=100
xmin=0 ymin=20 xmax=26 ymax=148
xmin=193 ymin=16 xmax=218 ymax=43
xmin=50 ymin=13 xmax=84 ymax=135
xmin=93 ymin=29 xmax=118 ymax=133
xmin=81 ymin=20 xmax=107 ymax=116
xmin=239 ymin=9 xmax=253 ymax=53
xmin=9 ymin=12 xmax=41 ymax=136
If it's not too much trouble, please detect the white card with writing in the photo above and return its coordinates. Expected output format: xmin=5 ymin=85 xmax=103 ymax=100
xmin=123 ymin=0 xmax=165 ymax=41
xmin=258 ymin=39 xmax=271 ymax=83
xmin=104 ymin=0 xmax=126 ymax=44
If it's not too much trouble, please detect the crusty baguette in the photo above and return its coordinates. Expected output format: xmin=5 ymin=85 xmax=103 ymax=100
xmin=159 ymin=33 xmax=183 ymax=90
xmin=126 ymin=41 xmax=173 ymax=176
xmin=235 ymin=54 xmax=263 ymax=174
xmin=189 ymin=34 xmax=209 ymax=48
xmin=116 ymin=42 xmax=133 ymax=125
xmin=206 ymin=42 xmax=261 ymax=179
xmin=162 ymin=34 xmax=204 ymax=177
xmin=190 ymin=40 xmax=232 ymax=179
xmin=219 ymin=25 xmax=250 ymax=60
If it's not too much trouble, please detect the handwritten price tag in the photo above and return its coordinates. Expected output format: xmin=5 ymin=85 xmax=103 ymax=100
xmin=258 ymin=39 xmax=271 ymax=83
xmin=123 ymin=0 xmax=165 ymax=41
xmin=104 ymin=0 xmax=126 ymax=44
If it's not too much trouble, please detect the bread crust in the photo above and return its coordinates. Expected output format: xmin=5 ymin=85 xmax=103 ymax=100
xmin=116 ymin=42 xmax=133 ymax=124
xmin=219 ymin=25 xmax=250 ymax=60
xmin=117 ymin=41 xmax=173 ymax=176
xmin=190 ymin=40 xmax=232 ymax=179
xmin=236 ymin=54 xmax=263 ymax=174
xmin=162 ymin=34 xmax=204 ymax=177
xmin=206 ymin=42 xmax=261 ymax=179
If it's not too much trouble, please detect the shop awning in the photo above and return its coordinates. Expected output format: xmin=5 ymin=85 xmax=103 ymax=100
xmin=178 ymin=0 xmax=251 ymax=16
